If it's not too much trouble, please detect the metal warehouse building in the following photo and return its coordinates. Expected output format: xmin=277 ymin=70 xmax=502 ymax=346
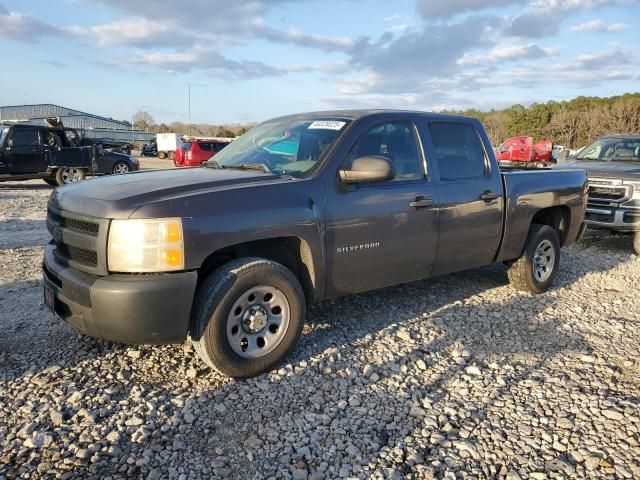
xmin=0 ymin=104 xmax=154 ymax=143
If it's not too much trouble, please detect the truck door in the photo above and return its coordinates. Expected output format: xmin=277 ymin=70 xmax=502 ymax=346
xmin=0 ymin=127 xmax=10 ymax=173
xmin=5 ymin=127 xmax=47 ymax=174
xmin=324 ymin=119 xmax=439 ymax=296
xmin=421 ymin=121 xmax=504 ymax=276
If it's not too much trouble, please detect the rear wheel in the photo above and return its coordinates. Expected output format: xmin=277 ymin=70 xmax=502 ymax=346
xmin=508 ymin=224 xmax=560 ymax=294
xmin=168 ymin=151 xmax=175 ymax=161
xmin=191 ymin=258 xmax=305 ymax=378
xmin=112 ymin=161 xmax=130 ymax=174
xmin=55 ymin=167 xmax=86 ymax=186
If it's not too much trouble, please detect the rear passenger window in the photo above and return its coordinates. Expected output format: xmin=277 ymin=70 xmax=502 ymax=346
xmin=10 ymin=129 xmax=40 ymax=146
xmin=347 ymin=121 xmax=423 ymax=181
xmin=199 ymin=143 xmax=212 ymax=151
xmin=429 ymin=122 xmax=486 ymax=180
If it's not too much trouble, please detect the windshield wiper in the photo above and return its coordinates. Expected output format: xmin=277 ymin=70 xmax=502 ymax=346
xmin=202 ymin=159 xmax=223 ymax=169
xmin=224 ymin=163 xmax=271 ymax=173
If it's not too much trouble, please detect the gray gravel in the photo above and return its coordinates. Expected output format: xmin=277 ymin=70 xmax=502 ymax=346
xmin=1 ymin=178 xmax=639 ymax=480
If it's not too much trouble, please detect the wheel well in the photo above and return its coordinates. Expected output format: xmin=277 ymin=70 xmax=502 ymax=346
xmin=198 ymin=237 xmax=317 ymax=302
xmin=531 ymin=206 xmax=570 ymax=245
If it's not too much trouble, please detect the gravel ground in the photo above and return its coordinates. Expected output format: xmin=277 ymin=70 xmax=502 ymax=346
xmin=0 ymin=175 xmax=639 ymax=480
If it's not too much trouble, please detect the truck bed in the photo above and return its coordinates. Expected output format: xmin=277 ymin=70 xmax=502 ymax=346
xmin=497 ymin=168 xmax=587 ymax=262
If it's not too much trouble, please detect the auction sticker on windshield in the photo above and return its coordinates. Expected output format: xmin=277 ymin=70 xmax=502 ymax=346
xmin=308 ymin=121 xmax=346 ymax=130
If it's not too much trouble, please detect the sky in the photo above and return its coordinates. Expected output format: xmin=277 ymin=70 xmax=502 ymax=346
xmin=0 ymin=0 xmax=638 ymax=125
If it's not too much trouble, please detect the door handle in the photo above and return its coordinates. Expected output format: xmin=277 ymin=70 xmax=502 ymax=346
xmin=409 ymin=196 xmax=433 ymax=209
xmin=479 ymin=190 xmax=500 ymax=202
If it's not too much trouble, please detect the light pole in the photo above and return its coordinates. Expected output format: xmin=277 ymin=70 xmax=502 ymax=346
xmin=187 ymin=82 xmax=207 ymax=138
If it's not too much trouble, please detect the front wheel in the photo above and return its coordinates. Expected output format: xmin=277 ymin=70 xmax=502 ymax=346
xmin=508 ymin=224 xmax=560 ymax=294
xmin=157 ymin=151 xmax=167 ymax=159
xmin=191 ymin=258 xmax=305 ymax=378
xmin=112 ymin=161 xmax=130 ymax=174
xmin=55 ymin=167 xmax=86 ymax=186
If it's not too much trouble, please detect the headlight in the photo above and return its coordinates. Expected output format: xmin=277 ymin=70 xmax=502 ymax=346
xmin=108 ymin=218 xmax=184 ymax=273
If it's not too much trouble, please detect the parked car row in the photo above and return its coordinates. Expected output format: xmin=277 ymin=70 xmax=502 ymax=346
xmin=141 ymin=135 xmax=233 ymax=166
xmin=0 ymin=122 xmax=139 ymax=186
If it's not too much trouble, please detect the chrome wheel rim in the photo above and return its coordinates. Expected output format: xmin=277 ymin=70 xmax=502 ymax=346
xmin=226 ymin=285 xmax=290 ymax=359
xmin=61 ymin=168 xmax=82 ymax=183
xmin=533 ymin=239 xmax=555 ymax=282
xmin=113 ymin=163 xmax=129 ymax=174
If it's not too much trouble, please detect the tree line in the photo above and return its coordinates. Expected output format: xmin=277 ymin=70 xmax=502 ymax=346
xmin=449 ymin=92 xmax=640 ymax=148
xmin=132 ymin=111 xmax=253 ymax=138
xmin=132 ymin=92 xmax=640 ymax=147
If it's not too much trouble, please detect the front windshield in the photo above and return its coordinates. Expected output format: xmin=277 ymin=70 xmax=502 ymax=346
xmin=207 ymin=118 xmax=350 ymax=177
xmin=0 ymin=127 xmax=9 ymax=146
xmin=576 ymin=138 xmax=640 ymax=162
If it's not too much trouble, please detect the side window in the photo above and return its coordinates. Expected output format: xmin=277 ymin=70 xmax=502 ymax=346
xmin=347 ymin=121 xmax=423 ymax=181
xmin=10 ymin=129 xmax=40 ymax=147
xmin=212 ymin=143 xmax=227 ymax=152
xmin=429 ymin=122 xmax=486 ymax=180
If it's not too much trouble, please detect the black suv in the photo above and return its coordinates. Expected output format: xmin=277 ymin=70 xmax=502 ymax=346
xmin=0 ymin=123 xmax=139 ymax=186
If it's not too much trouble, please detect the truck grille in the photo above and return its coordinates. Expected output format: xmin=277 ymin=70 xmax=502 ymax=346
xmin=57 ymin=245 xmax=98 ymax=267
xmin=48 ymin=210 xmax=99 ymax=236
xmin=587 ymin=178 xmax=631 ymax=204
xmin=46 ymin=205 xmax=109 ymax=275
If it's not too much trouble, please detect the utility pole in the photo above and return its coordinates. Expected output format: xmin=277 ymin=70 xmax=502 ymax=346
xmin=187 ymin=82 xmax=207 ymax=139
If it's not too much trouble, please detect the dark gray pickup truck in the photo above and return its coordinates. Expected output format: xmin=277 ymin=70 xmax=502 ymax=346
xmin=559 ymin=134 xmax=640 ymax=254
xmin=43 ymin=110 xmax=587 ymax=377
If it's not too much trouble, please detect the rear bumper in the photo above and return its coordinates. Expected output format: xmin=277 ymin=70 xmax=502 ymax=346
xmin=584 ymin=206 xmax=640 ymax=232
xmin=43 ymin=243 xmax=197 ymax=344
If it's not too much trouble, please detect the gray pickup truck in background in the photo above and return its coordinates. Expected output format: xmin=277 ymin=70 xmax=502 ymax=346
xmin=42 ymin=110 xmax=587 ymax=377
xmin=559 ymin=134 xmax=640 ymax=254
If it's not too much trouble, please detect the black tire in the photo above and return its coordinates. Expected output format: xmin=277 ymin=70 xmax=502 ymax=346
xmin=633 ymin=232 xmax=640 ymax=255
xmin=168 ymin=151 xmax=175 ymax=161
xmin=191 ymin=258 xmax=306 ymax=378
xmin=112 ymin=161 xmax=130 ymax=174
xmin=43 ymin=178 xmax=57 ymax=187
xmin=158 ymin=151 xmax=167 ymax=159
xmin=508 ymin=224 xmax=560 ymax=294
xmin=55 ymin=167 xmax=86 ymax=186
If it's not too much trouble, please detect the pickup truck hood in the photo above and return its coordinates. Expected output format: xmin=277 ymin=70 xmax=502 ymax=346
xmin=559 ymin=159 xmax=640 ymax=182
xmin=51 ymin=167 xmax=279 ymax=219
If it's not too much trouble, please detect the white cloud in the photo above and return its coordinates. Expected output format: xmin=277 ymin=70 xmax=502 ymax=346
xmin=458 ymin=43 xmax=556 ymax=65
xmin=508 ymin=0 xmax=637 ymax=37
xmin=569 ymin=19 xmax=627 ymax=32
xmin=416 ymin=0 xmax=527 ymax=19
xmin=0 ymin=4 xmax=65 ymax=43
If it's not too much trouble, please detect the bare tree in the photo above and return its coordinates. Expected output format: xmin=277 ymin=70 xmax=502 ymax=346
xmin=132 ymin=111 xmax=155 ymax=131
xmin=548 ymin=109 xmax=584 ymax=148
xmin=601 ymin=98 xmax=640 ymax=135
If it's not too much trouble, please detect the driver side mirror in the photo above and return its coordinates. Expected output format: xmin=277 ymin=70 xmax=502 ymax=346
xmin=339 ymin=155 xmax=395 ymax=185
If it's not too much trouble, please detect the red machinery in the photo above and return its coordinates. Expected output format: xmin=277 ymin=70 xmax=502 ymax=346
xmin=495 ymin=136 xmax=553 ymax=167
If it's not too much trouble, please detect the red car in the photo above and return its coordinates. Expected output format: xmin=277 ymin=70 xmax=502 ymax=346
xmin=174 ymin=139 xmax=233 ymax=167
